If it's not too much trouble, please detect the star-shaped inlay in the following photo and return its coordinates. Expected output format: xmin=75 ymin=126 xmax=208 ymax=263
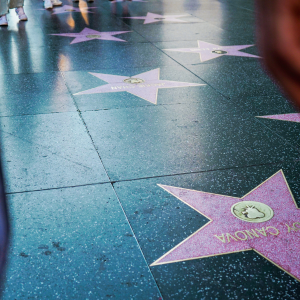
xmin=123 ymin=12 xmax=189 ymax=24
xmin=164 ymin=41 xmax=260 ymax=62
xmin=74 ymin=68 xmax=204 ymax=104
xmin=152 ymin=170 xmax=300 ymax=282
xmin=50 ymin=28 xmax=131 ymax=44
xmin=257 ymin=113 xmax=300 ymax=123
xmin=46 ymin=5 xmax=96 ymax=14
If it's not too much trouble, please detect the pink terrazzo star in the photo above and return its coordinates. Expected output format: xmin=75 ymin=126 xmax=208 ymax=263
xmin=152 ymin=170 xmax=300 ymax=281
xmin=123 ymin=12 xmax=189 ymax=24
xmin=49 ymin=5 xmax=96 ymax=14
xmin=74 ymin=68 xmax=204 ymax=104
xmin=50 ymin=28 xmax=131 ymax=44
xmin=164 ymin=40 xmax=260 ymax=62
xmin=257 ymin=113 xmax=300 ymax=123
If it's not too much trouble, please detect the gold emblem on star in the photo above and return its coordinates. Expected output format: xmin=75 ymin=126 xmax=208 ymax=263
xmin=65 ymin=9 xmax=75 ymax=11
xmin=231 ymin=201 xmax=274 ymax=223
xmin=86 ymin=35 xmax=101 ymax=39
xmin=123 ymin=78 xmax=145 ymax=84
xmin=212 ymin=50 xmax=227 ymax=54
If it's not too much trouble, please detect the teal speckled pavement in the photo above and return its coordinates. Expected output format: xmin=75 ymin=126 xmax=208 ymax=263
xmin=1 ymin=0 xmax=300 ymax=299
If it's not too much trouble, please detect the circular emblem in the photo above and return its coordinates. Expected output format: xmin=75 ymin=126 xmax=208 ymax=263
xmin=212 ymin=50 xmax=227 ymax=55
xmin=231 ymin=201 xmax=274 ymax=223
xmin=86 ymin=35 xmax=101 ymax=39
xmin=123 ymin=78 xmax=145 ymax=84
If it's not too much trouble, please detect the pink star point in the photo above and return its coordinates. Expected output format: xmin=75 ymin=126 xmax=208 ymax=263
xmin=152 ymin=171 xmax=300 ymax=281
xmin=257 ymin=113 xmax=300 ymax=123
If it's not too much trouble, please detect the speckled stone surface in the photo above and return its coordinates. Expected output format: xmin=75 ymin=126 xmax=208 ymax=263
xmin=81 ymin=104 xmax=300 ymax=181
xmin=0 ymin=72 xmax=77 ymax=116
xmin=1 ymin=184 xmax=161 ymax=299
xmin=0 ymin=113 xmax=109 ymax=193
xmin=1 ymin=0 xmax=300 ymax=298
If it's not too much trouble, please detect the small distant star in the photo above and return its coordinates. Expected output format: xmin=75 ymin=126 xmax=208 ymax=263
xmin=164 ymin=40 xmax=260 ymax=62
xmin=50 ymin=28 xmax=131 ymax=44
xmin=123 ymin=12 xmax=189 ymax=24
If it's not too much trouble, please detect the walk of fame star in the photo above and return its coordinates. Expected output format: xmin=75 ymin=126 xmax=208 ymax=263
xmin=152 ymin=170 xmax=300 ymax=282
xmin=123 ymin=12 xmax=189 ymax=24
xmin=50 ymin=28 xmax=131 ymax=44
xmin=257 ymin=113 xmax=300 ymax=123
xmin=45 ymin=5 xmax=96 ymax=14
xmin=164 ymin=40 xmax=260 ymax=62
xmin=74 ymin=68 xmax=205 ymax=104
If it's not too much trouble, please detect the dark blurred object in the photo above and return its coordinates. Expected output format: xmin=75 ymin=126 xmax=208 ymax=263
xmin=255 ymin=0 xmax=300 ymax=109
xmin=0 ymin=163 xmax=9 ymax=282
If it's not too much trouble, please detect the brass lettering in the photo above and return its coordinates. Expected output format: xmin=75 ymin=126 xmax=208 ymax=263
xmin=293 ymin=222 xmax=300 ymax=230
xmin=214 ymin=234 xmax=226 ymax=243
xmin=266 ymin=226 xmax=280 ymax=236
xmin=256 ymin=227 xmax=267 ymax=236
xmin=137 ymin=83 xmax=165 ymax=88
xmin=285 ymin=222 xmax=299 ymax=232
xmin=245 ymin=229 xmax=260 ymax=239
xmin=226 ymin=233 xmax=238 ymax=243
xmin=235 ymin=231 xmax=248 ymax=241
xmin=285 ymin=223 xmax=293 ymax=233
